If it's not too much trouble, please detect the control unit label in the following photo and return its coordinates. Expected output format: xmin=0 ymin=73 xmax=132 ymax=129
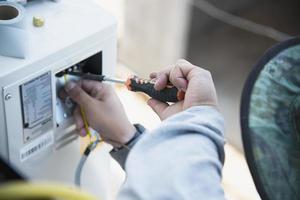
xmin=21 ymin=72 xmax=53 ymax=129
xmin=20 ymin=131 xmax=54 ymax=162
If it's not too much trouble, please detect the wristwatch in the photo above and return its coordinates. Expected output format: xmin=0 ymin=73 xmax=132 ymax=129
xmin=110 ymin=124 xmax=145 ymax=169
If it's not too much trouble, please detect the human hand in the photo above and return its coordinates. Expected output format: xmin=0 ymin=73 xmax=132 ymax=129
xmin=62 ymin=80 xmax=136 ymax=147
xmin=147 ymin=59 xmax=218 ymax=120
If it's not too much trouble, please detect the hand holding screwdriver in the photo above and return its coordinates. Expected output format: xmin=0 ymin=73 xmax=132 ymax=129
xmin=67 ymin=72 xmax=185 ymax=103
xmin=125 ymin=75 xmax=185 ymax=103
xmin=63 ymin=59 xmax=218 ymax=146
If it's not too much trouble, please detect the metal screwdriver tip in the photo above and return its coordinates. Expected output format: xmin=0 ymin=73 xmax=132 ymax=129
xmin=103 ymin=77 xmax=126 ymax=84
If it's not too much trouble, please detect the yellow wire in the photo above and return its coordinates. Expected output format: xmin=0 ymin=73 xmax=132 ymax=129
xmin=64 ymin=73 xmax=92 ymax=138
xmin=0 ymin=181 xmax=99 ymax=200
xmin=80 ymin=107 xmax=92 ymax=137
xmin=64 ymin=73 xmax=68 ymax=83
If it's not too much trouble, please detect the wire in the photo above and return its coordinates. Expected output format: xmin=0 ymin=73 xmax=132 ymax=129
xmin=0 ymin=181 xmax=99 ymax=200
xmin=64 ymin=73 xmax=68 ymax=83
xmin=75 ymin=137 xmax=102 ymax=187
xmin=80 ymin=107 xmax=92 ymax=137
xmin=190 ymin=0 xmax=291 ymax=41
xmin=64 ymin=72 xmax=103 ymax=187
xmin=64 ymin=73 xmax=92 ymax=138
xmin=75 ymin=154 xmax=88 ymax=186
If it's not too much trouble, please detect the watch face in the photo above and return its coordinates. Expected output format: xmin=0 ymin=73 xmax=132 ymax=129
xmin=241 ymin=36 xmax=300 ymax=200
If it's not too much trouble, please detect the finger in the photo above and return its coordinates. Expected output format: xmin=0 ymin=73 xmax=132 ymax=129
xmin=73 ymin=106 xmax=84 ymax=131
xmin=79 ymin=80 xmax=101 ymax=93
xmin=79 ymin=127 xmax=87 ymax=137
xmin=154 ymin=60 xmax=198 ymax=102
xmin=149 ymin=72 xmax=157 ymax=79
xmin=169 ymin=66 xmax=188 ymax=92
xmin=147 ymin=98 xmax=169 ymax=119
xmin=65 ymin=81 xmax=93 ymax=107
xmin=154 ymin=72 xmax=169 ymax=91
xmin=174 ymin=59 xmax=208 ymax=82
xmin=153 ymin=61 xmax=196 ymax=90
xmin=80 ymin=80 xmax=111 ymax=100
xmin=175 ymin=59 xmax=196 ymax=80
xmin=58 ymin=88 xmax=68 ymax=101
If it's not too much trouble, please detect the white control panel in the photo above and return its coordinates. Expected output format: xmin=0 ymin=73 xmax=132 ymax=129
xmin=0 ymin=0 xmax=117 ymax=199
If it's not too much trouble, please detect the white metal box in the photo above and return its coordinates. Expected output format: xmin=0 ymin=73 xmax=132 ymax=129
xmin=0 ymin=0 xmax=117 ymax=199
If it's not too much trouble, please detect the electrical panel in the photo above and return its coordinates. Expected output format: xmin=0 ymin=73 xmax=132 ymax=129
xmin=0 ymin=0 xmax=117 ymax=198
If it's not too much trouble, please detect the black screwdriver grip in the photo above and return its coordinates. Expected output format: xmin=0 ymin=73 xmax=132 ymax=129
xmin=127 ymin=78 xmax=185 ymax=102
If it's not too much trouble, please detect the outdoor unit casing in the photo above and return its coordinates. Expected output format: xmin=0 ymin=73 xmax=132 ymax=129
xmin=0 ymin=0 xmax=117 ymax=198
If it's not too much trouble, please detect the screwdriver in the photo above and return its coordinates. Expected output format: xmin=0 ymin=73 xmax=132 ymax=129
xmin=67 ymin=71 xmax=185 ymax=102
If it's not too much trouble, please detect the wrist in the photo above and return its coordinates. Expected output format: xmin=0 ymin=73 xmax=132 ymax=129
xmin=112 ymin=124 xmax=136 ymax=148
xmin=111 ymin=124 xmax=145 ymax=150
xmin=110 ymin=124 xmax=146 ymax=169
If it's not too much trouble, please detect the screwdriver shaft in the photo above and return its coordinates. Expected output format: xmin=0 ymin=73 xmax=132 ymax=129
xmin=67 ymin=71 xmax=125 ymax=84
xmin=103 ymin=77 xmax=126 ymax=84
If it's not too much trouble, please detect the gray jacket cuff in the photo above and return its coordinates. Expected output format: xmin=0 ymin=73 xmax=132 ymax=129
xmin=110 ymin=124 xmax=146 ymax=169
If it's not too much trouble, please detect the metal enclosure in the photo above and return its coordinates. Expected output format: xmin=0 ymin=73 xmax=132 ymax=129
xmin=0 ymin=0 xmax=117 ymax=199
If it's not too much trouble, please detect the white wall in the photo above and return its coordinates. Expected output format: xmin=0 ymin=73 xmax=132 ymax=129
xmin=118 ymin=0 xmax=191 ymax=77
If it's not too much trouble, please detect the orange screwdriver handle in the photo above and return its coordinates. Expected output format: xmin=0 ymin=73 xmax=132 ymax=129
xmin=126 ymin=77 xmax=185 ymax=102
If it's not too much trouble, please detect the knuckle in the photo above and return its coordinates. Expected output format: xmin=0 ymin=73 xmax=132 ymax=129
xmin=194 ymin=66 xmax=210 ymax=74
xmin=69 ymin=87 xmax=81 ymax=100
xmin=157 ymin=72 xmax=164 ymax=78
xmin=176 ymin=58 xmax=188 ymax=64
xmin=173 ymin=65 xmax=181 ymax=72
xmin=91 ymin=84 xmax=103 ymax=97
xmin=196 ymin=68 xmax=213 ymax=81
xmin=170 ymin=65 xmax=180 ymax=75
xmin=150 ymin=72 xmax=158 ymax=76
xmin=202 ymin=68 xmax=211 ymax=75
xmin=203 ymin=69 xmax=212 ymax=78
xmin=76 ymin=90 xmax=85 ymax=101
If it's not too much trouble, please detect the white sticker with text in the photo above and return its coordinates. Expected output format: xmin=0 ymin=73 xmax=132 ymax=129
xmin=20 ymin=132 xmax=54 ymax=162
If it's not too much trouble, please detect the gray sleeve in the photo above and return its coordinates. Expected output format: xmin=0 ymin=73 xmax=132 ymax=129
xmin=110 ymin=124 xmax=146 ymax=169
xmin=117 ymin=106 xmax=226 ymax=200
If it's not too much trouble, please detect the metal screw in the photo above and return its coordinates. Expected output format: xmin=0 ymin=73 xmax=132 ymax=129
xmin=5 ymin=94 xmax=12 ymax=101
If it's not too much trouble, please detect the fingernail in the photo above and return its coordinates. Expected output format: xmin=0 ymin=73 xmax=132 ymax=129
xmin=80 ymin=129 xmax=87 ymax=137
xmin=65 ymin=81 xmax=76 ymax=92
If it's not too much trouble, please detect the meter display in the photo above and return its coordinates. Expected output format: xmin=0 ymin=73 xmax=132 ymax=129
xmin=20 ymin=72 xmax=53 ymax=142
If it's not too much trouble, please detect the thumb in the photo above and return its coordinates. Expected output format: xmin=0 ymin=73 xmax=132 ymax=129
xmin=65 ymin=81 xmax=93 ymax=106
xmin=147 ymin=98 xmax=168 ymax=119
